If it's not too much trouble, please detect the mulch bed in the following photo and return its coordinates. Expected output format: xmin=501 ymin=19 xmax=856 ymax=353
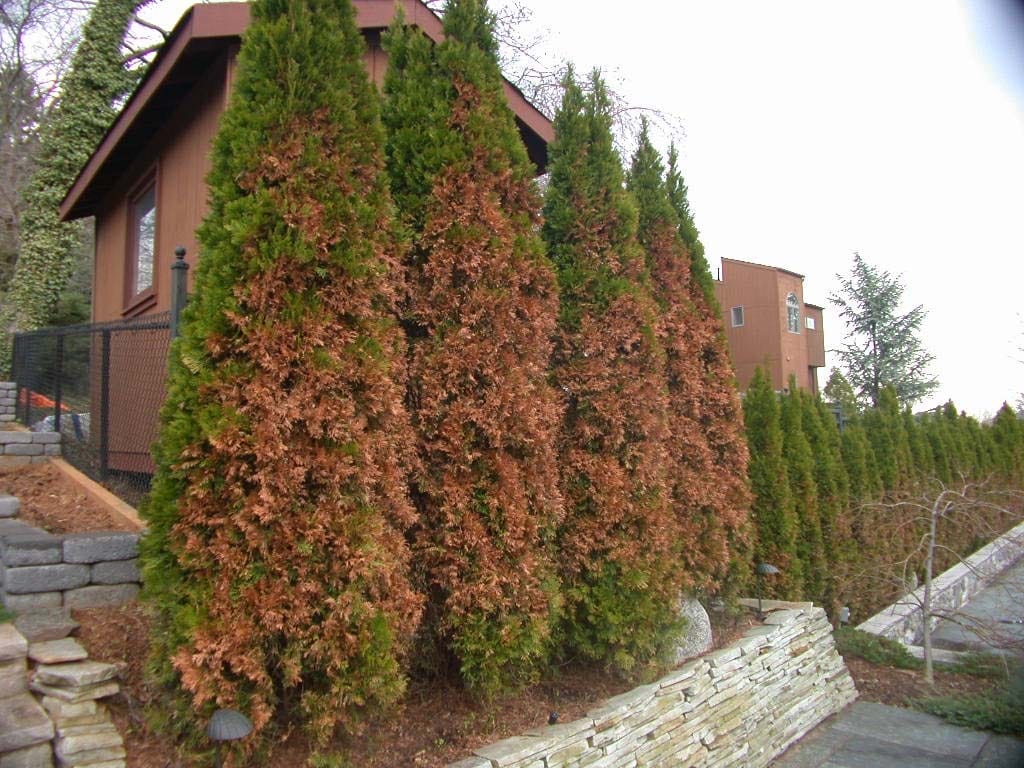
xmin=0 ymin=462 xmax=136 ymax=533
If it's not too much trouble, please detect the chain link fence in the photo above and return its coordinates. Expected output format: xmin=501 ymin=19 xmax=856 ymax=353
xmin=10 ymin=312 xmax=172 ymax=507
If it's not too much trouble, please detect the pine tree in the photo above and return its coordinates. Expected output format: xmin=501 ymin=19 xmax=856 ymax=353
xmin=743 ymin=367 xmax=802 ymax=598
xmin=543 ymin=68 xmax=681 ymax=671
xmin=0 ymin=0 xmax=148 ymax=373
xmin=628 ymin=119 xmax=751 ymax=598
xmin=140 ymin=0 xmax=422 ymax=744
xmin=383 ymin=0 xmax=563 ymax=695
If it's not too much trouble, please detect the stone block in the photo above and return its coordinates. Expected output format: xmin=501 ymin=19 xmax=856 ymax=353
xmin=0 ymin=692 xmax=54 ymax=753
xmin=0 ymin=433 xmax=31 ymax=444
xmin=447 ymin=758 xmax=492 ymax=768
xmin=14 ymin=609 xmax=78 ymax=643
xmin=0 ymin=415 xmax=14 ymax=422
xmin=1 ymin=532 xmax=62 ymax=566
xmin=62 ymin=534 xmax=139 ymax=565
xmin=35 ymin=660 xmax=119 ymax=688
xmin=2 ymin=590 xmax=63 ymax=613
xmin=2 ymin=563 xmax=89 ymax=594
xmin=41 ymin=698 xmax=98 ymax=721
xmin=0 ymin=623 xmax=28 ymax=662
xmin=31 ymin=433 xmax=60 ymax=445
xmin=3 ymin=444 xmax=43 ymax=457
xmin=63 ymin=584 xmax=139 ymax=609
xmin=0 ymin=520 xmax=40 ymax=540
xmin=90 ymin=559 xmax=139 ymax=586
xmin=29 ymin=638 xmax=88 ymax=665
xmin=30 ymin=679 xmax=119 ymax=703
xmin=0 ymin=496 xmax=19 ymax=518
xmin=0 ymin=657 xmax=27 ymax=696
xmin=53 ymin=730 xmax=124 ymax=763
xmin=44 ymin=445 xmax=61 ymax=457
xmin=0 ymin=742 xmax=54 ymax=768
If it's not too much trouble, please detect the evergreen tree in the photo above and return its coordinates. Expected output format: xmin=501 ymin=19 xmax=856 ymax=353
xmin=780 ymin=382 xmax=826 ymax=601
xmin=628 ymin=118 xmax=751 ymax=597
xmin=140 ymin=0 xmax=422 ymax=744
xmin=383 ymin=0 xmax=563 ymax=695
xmin=991 ymin=403 xmax=1024 ymax=483
xmin=829 ymin=252 xmax=938 ymax=407
xmin=664 ymin=142 xmax=716 ymax=307
xmin=743 ymin=367 xmax=802 ymax=598
xmin=903 ymin=408 xmax=934 ymax=484
xmin=823 ymin=368 xmax=859 ymax=424
xmin=542 ymin=69 xmax=681 ymax=670
xmin=0 ymin=0 xmax=148 ymax=372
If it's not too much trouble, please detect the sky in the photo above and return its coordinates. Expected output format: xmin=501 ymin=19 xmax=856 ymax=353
xmin=140 ymin=0 xmax=1024 ymax=417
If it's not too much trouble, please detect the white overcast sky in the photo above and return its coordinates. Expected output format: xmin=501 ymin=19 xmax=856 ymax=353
xmin=142 ymin=0 xmax=1024 ymax=417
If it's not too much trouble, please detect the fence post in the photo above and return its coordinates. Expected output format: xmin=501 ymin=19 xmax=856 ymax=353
xmin=54 ymin=333 xmax=64 ymax=433
xmin=99 ymin=329 xmax=111 ymax=481
xmin=170 ymin=246 xmax=189 ymax=338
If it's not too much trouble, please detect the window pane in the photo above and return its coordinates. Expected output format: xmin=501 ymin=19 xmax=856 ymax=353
xmin=731 ymin=306 xmax=744 ymax=327
xmin=786 ymin=292 xmax=800 ymax=333
xmin=134 ymin=186 xmax=155 ymax=295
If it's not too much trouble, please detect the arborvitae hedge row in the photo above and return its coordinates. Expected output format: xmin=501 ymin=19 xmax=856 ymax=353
xmin=140 ymin=0 xmax=421 ymax=745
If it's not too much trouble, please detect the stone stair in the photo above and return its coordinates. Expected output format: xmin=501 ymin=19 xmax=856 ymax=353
xmin=0 ymin=494 xmax=129 ymax=768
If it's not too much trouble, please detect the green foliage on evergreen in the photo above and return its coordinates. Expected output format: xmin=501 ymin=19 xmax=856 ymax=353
xmin=824 ymin=369 xmax=860 ymax=423
xmin=542 ymin=68 xmax=682 ymax=672
xmin=140 ymin=0 xmax=422 ymax=746
xmin=743 ymin=367 xmax=801 ymax=598
xmin=383 ymin=0 xmax=563 ymax=696
xmin=665 ymin=142 xmax=716 ymax=308
xmin=0 ymin=0 xmax=146 ymax=373
xmin=780 ymin=382 xmax=826 ymax=600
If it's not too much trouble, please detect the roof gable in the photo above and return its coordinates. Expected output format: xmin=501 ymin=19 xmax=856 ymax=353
xmin=61 ymin=0 xmax=553 ymax=220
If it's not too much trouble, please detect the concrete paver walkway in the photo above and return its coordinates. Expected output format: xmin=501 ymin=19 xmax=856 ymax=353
xmin=771 ymin=701 xmax=1024 ymax=767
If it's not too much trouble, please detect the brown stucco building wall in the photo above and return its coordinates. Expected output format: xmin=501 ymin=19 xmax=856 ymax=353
xmin=713 ymin=258 xmax=825 ymax=395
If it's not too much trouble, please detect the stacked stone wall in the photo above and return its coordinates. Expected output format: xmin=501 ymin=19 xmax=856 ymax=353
xmin=857 ymin=520 xmax=1024 ymax=644
xmin=0 ymin=497 xmax=140 ymax=614
xmin=448 ymin=602 xmax=856 ymax=768
xmin=0 ymin=382 xmax=15 ymax=423
xmin=0 ymin=430 xmax=60 ymax=468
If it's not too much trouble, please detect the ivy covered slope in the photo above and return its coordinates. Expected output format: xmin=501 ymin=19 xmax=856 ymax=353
xmin=383 ymin=0 xmax=563 ymax=695
xmin=628 ymin=123 xmax=751 ymax=595
xmin=543 ymin=70 xmax=680 ymax=671
xmin=0 ymin=0 xmax=147 ymax=373
xmin=140 ymin=0 xmax=422 ymax=744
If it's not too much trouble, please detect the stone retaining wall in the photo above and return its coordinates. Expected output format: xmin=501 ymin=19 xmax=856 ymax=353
xmin=857 ymin=520 xmax=1024 ymax=644
xmin=0 ymin=497 xmax=140 ymax=614
xmin=0 ymin=430 xmax=60 ymax=468
xmin=0 ymin=382 xmax=15 ymax=423
xmin=448 ymin=602 xmax=856 ymax=768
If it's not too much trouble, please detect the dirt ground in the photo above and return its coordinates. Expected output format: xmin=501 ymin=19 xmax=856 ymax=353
xmin=0 ymin=462 xmax=135 ymax=533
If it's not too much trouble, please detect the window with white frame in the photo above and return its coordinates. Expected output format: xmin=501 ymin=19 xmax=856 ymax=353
xmin=129 ymin=182 xmax=156 ymax=298
xmin=786 ymin=292 xmax=800 ymax=333
xmin=731 ymin=306 xmax=744 ymax=327
xmin=805 ymin=316 xmax=816 ymax=330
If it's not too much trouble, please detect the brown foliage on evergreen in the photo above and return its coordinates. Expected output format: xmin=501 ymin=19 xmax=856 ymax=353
xmin=544 ymin=73 xmax=681 ymax=668
xmin=141 ymin=0 xmax=422 ymax=744
xmin=629 ymin=124 xmax=751 ymax=594
xmin=405 ymin=77 xmax=564 ymax=693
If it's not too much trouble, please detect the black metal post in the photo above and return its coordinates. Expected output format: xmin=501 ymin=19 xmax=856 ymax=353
xmin=99 ymin=329 xmax=111 ymax=480
xmin=54 ymin=333 xmax=64 ymax=433
xmin=170 ymin=246 xmax=189 ymax=338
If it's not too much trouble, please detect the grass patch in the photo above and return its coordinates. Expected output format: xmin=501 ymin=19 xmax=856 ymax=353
xmin=834 ymin=627 xmax=922 ymax=670
xmin=0 ymin=607 xmax=14 ymax=624
xmin=947 ymin=651 xmax=1013 ymax=679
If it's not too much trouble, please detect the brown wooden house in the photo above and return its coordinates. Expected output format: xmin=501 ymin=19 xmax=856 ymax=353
xmin=58 ymin=0 xmax=554 ymax=475
xmin=713 ymin=257 xmax=826 ymax=396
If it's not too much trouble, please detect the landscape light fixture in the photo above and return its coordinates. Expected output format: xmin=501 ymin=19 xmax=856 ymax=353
xmin=755 ymin=562 xmax=780 ymax=619
xmin=207 ymin=709 xmax=253 ymax=768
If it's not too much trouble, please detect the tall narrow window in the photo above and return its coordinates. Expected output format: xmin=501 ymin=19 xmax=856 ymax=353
xmin=731 ymin=306 xmax=744 ymax=327
xmin=786 ymin=292 xmax=800 ymax=333
xmin=131 ymin=184 xmax=156 ymax=298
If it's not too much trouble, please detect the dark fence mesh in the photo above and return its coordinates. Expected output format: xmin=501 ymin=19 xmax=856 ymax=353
xmin=11 ymin=312 xmax=172 ymax=508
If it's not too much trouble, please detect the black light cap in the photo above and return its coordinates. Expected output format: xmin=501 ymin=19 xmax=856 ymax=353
xmin=207 ymin=709 xmax=253 ymax=742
